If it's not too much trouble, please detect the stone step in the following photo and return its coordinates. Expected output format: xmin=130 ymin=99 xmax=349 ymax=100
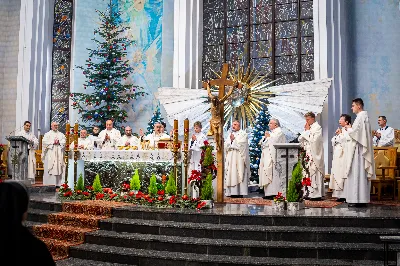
xmin=99 ymin=217 xmax=400 ymax=243
xmin=56 ymin=257 xmax=134 ymax=266
xmin=48 ymin=212 xmax=108 ymax=229
xmin=29 ymin=199 xmax=63 ymax=212
xmin=85 ymin=230 xmax=399 ymax=261
xmin=41 ymin=237 xmax=76 ymax=259
xmin=111 ymin=206 xmax=400 ymax=228
xmin=69 ymin=243 xmax=390 ymax=265
xmin=33 ymin=224 xmax=94 ymax=243
xmin=27 ymin=208 xmax=55 ymax=223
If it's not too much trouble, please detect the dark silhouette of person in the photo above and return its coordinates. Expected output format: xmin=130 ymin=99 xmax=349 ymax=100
xmin=0 ymin=181 xmax=55 ymax=266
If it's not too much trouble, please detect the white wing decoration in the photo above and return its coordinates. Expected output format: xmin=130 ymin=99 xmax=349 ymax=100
xmin=155 ymin=88 xmax=212 ymax=135
xmin=267 ymin=78 xmax=331 ymax=140
xmin=156 ymin=78 xmax=331 ymax=139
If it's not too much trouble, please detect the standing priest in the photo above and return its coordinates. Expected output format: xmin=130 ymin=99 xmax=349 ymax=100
xmin=42 ymin=122 xmax=66 ymax=187
xmin=16 ymin=121 xmax=39 ymax=183
xmin=345 ymin=98 xmax=375 ymax=207
xmin=298 ymin=112 xmax=325 ymax=200
xmin=97 ymin=120 xmax=121 ymax=150
xmin=224 ymin=120 xmax=250 ymax=198
xmin=259 ymin=118 xmax=287 ymax=199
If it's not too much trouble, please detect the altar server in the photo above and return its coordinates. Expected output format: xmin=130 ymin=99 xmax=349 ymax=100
xmin=259 ymin=118 xmax=287 ymax=199
xmin=89 ymin=126 xmax=101 ymax=149
xmin=298 ymin=112 xmax=325 ymax=200
xmin=117 ymin=126 xmax=140 ymax=147
xmin=70 ymin=129 xmax=94 ymax=150
xmin=42 ymin=122 xmax=66 ymax=187
xmin=373 ymin=116 xmax=394 ymax=147
xmin=97 ymin=120 xmax=121 ymax=150
xmin=139 ymin=122 xmax=170 ymax=148
xmin=329 ymin=114 xmax=351 ymax=201
xmin=15 ymin=121 xmax=39 ymax=182
xmin=345 ymin=98 xmax=375 ymax=207
xmin=224 ymin=120 xmax=250 ymax=197
xmin=189 ymin=121 xmax=208 ymax=172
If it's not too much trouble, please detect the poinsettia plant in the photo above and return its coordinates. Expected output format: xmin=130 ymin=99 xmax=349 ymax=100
xmin=273 ymin=192 xmax=286 ymax=203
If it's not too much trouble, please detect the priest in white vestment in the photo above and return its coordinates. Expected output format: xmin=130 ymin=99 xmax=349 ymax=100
xmin=329 ymin=114 xmax=352 ymax=201
xmin=139 ymin=122 xmax=170 ymax=148
xmin=97 ymin=120 xmax=121 ymax=150
xmin=15 ymin=121 xmax=39 ymax=183
xmin=225 ymin=120 xmax=250 ymax=197
xmin=258 ymin=118 xmax=287 ymax=198
xmin=345 ymin=98 xmax=375 ymax=207
xmin=298 ymin=112 xmax=325 ymax=200
xmin=89 ymin=126 xmax=101 ymax=150
xmin=372 ymin=116 xmax=394 ymax=147
xmin=70 ymin=129 xmax=94 ymax=150
xmin=117 ymin=126 xmax=140 ymax=148
xmin=189 ymin=121 xmax=208 ymax=172
xmin=42 ymin=122 xmax=66 ymax=186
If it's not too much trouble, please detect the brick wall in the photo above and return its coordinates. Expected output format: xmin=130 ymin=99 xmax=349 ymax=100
xmin=0 ymin=0 xmax=21 ymax=142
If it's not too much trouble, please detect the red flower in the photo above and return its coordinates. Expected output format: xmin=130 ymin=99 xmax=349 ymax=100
xmin=301 ymin=177 xmax=311 ymax=187
xmin=103 ymin=188 xmax=112 ymax=193
xmin=196 ymin=201 xmax=207 ymax=210
xmin=110 ymin=193 xmax=117 ymax=199
xmin=169 ymin=196 xmax=176 ymax=205
xmin=129 ymin=191 xmax=135 ymax=197
xmin=122 ymin=183 xmax=130 ymax=191
xmin=181 ymin=194 xmax=189 ymax=201
xmin=157 ymin=196 xmax=164 ymax=201
xmin=147 ymin=198 xmax=153 ymax=203
xmin=76 ymin=190 xmax=82 ymax=195
xmin=83 ymin=192 xmax=90 ymax=197
xmin=203 ymin=140 xmax=209 ymax=146
xmin=86 ymin=186 xmax=93 ymax=191
xmin=63 ymin=191 xmax=72 ymax=197
xmin=61 ymin=183 xmax=69 ymax=189
xmin=95 ymin=193 xmax=104 ymax=200
xmin=157 ymin=190 xmax=165 ymax=196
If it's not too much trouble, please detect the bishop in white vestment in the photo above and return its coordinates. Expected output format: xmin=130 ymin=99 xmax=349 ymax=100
xmin=225 ymin=120 xmax=250 ymax=197
xmin=345 ymin=98 xmax=375 ymax=206
xmin=117 ymin=126 xmax=140 ymax=147
xmin=329 ymin=114 xmax=352 ymax=200
xmin=258 ymin=119 xmax=287 ymax=197
xmin=298 ymin=112 xmax=325 ymax=199
xmin=97 ymin=120 xmax=121 ymax=150
xmin=140 ymin=122 xmax=170 ymax=148
xmin=189 ymin=121 xmax=208 ymax=172
xmin=42 ymin=122 xmax=66 ymax=186
xmin=70 ymin=129 xmax=94 ymax=150
xmin=372 ymin=116 xmax=394 ymax=147
xmin=16 ymin=121 xmax=39 ymax=183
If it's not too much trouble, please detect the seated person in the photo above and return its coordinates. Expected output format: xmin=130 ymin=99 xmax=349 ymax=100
xmin=117 ymin=126 xmax=140 ymax=148
xmin=373 ymin=116 xmax=394 ymax=147
xmin=139 ymin=122 xmax=170 ymax=148
xmin=70 ymin=129 xmax=94 ymax=150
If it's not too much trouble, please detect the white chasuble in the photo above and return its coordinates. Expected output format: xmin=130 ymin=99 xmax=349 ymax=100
xmin=329 ymin=129 xmax=349 ymax=198
xmin=345 ymin=111 xmax=375 ymax=204
xmin=42 ymin=130 xmax=66 ymax=186
xmin=224 ymin=130 xmax=250 ymax=196
xmin=70 ymin=137 xmax=94 ymax=150
xmin=258 ymin=127 xmax=287 ymax=196
xmin=16 ymin=130 xmax=39 ymax=183
xmin=189 ymin=132 xmax=208 ymax=173
xmin=143 ymin=132 xmax=170 ymax=148
xmin=117 ymin=135 xmax=140 ymax=147
xmin=97 ymin=128 xmax=121 ymax=150
xmin=299 ymin=121 xmax=325 ymax=198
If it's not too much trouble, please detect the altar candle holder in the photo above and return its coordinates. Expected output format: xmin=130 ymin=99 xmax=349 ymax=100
xmin=183 ymin=119 xmax=189 ymax=195
xmin=73 ymin=121 xmax=79 ymax=185
xmin=64 ymin=121 xmax=70 ymax=183
xmin=173 ymin=119 xmax=179 ymax=193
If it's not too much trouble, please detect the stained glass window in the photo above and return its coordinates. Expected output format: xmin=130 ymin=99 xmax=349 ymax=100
xmin=50 ymin=0 xmax=73 ymax=133
xmin=203 ymin=0 xmax=314 ymax=85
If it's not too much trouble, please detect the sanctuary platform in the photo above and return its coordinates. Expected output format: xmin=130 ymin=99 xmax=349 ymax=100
xmin=25 ymin=191 xmax=400 ymax=266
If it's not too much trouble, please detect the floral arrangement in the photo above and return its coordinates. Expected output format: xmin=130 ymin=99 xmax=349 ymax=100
xmin=273 ymin=192 xmax=286 ymax=203
xmin=58 ymin=175 xmax=208 ymax=210
xmin=199 ymin=140 xmax=217 ymax=179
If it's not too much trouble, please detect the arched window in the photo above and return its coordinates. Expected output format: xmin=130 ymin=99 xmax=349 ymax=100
xmin=50 ymin=0 xmax=73 ymax=133
xmin=203 ymin=0 xmax=314 ymax=85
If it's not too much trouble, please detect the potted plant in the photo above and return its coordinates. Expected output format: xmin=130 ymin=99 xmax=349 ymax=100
xmin=130 ymin=169 xmax=141 ymax=193
xmin=148 ymin=173 xmax=158 ymax=197
xmin=272 ymin=192 xmax=286 ymax=211
xmin=200 ymin=173 xmax=214 ymax=208
xmin=286 ymin=162 xmax=306 ymax=211
xmin=165 ymin=170 xmax=177 ymax=196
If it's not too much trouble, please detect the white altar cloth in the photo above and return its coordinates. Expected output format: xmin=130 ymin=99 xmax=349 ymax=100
xmin=78 ymin=150 xmax=177 ymax=162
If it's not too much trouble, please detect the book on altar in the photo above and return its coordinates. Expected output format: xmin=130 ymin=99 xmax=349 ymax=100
xmin=157 ymin=140 xmax=182 ymax=150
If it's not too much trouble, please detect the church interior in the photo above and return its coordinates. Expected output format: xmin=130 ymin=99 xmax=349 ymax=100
xmin=1 ymin=0 xmax=400 ymax=265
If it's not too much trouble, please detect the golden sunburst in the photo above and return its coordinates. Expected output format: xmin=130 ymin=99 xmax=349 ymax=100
xmin=210 ymin=60 xmax=276 ymax=127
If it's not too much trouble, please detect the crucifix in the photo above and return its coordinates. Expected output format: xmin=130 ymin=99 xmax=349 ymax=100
xmin=202 ymin=63 xmax=238 ymax=203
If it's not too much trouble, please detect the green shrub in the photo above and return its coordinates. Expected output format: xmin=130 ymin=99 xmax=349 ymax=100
xmin=92 ymin=174 xmax=103 ymax=193
xmin=201 ymin=173 xmax=214 ymax=200
xmin=130 ymin=169 xmax=141 ymax=191
xmin=165 ymin=171 xmax=177 ymax=195
xmin=148 ymin=174 xmax=158 ymax=196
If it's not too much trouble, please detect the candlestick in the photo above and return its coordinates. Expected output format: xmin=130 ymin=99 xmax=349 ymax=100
xmin=74 ymin=121 xmax=79 ymax=151
xmin=65 ymin=121 xmax=70 ymax=151
xmin=173 ymin=119 xmax=179 ymax=152
xmin=183 ymin=119 xmax=189 ymax=152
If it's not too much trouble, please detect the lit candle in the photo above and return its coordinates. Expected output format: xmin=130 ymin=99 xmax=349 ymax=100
xmin=183 ymin=119 xmax=189 ymax=152
xmin=173 ymin=119 xmax=178 ymax=152
xmin=65 ymin=121 xmax=70 ymax=151
xmin=74 ymin=121 xmax=79 ymax=151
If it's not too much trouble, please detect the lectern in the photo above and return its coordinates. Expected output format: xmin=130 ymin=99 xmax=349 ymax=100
xmin=6 ymin=136 xmax=31 ymax=184
xmin=273 ymin=143 xmax=301 ymax=198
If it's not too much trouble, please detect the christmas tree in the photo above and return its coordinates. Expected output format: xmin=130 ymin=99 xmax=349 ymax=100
xmin=70 ymin=2 xmax=146 ymax=131
xmin=248 ymin=109 xmax=270 ymax=184
xmin=146 ymin=105 xmax=165 ymax=135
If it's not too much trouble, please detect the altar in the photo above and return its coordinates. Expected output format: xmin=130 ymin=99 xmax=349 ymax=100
xmin=67 ymin=149 xmax=182 ymax=192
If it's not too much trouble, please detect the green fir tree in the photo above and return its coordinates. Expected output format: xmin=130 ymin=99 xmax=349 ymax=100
xmin=76 ymin=174 xmax=85 ymax=191
xmin=201 ymin=173 xmax=214 ymax=200
xmin=93 ymin=174 xmax=103 ymax=193
xmin=70 ymin=2 xmax=146 ymax=131
xmin=130 ymin=169 xmax=141 ymax=191
xmin=165 ymin=171 xmax=177 ymax=196
xmin=286 ymin=163 xmax=303 ymax=202
xmin=148 ymin=174 xmax=158 ymax=196
xmin=146 ymin=105 xmax=165 ymax=135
